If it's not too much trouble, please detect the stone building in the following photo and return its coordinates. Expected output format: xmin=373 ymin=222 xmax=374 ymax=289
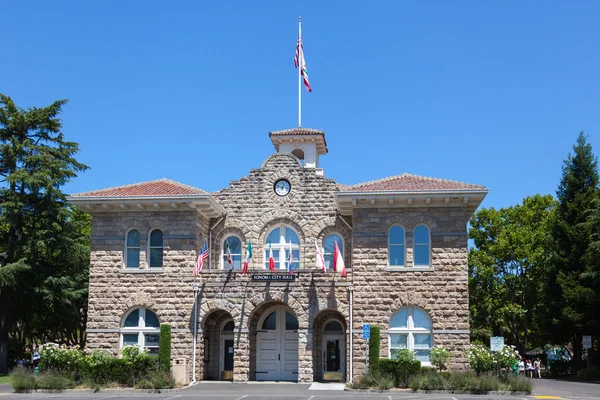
xmin=69 ymin=128 xmax=487 ymax=383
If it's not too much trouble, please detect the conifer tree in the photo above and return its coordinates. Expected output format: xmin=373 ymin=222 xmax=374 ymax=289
xmin=0 ymin=95 xmax=88 ymax=374
xmin=550 ymin=131 xmax=599 ymax=367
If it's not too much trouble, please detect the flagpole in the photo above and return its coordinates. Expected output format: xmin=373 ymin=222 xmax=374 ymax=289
xmin=298 ymin=16 xmax=302 ymax=128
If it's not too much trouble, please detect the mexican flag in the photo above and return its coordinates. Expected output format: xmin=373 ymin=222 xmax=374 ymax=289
xmin=242 ymin=241 xmax=252 ymax=275
xmin=333 ymin=240 xmax=346 ymax=277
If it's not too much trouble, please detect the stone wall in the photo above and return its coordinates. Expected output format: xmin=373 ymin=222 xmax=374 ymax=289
xmin=350 ymin=207 xmax=471 ymax=376
xmin=84 ymin=152 xmax=472 ymax=384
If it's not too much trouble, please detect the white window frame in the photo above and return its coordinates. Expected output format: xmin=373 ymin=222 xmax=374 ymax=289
xmin=120 ymin=307 xmax=160 ymax=354
xmin=124 ymin=229 xmax=141 ymax=269
xmin=413 ymin=224 xmax=431 ymax=268
xmin=221 ymin=235 xmax=243 ymax=270
xmin=323 ymin=233 xmax=343 ymax=271
xmin=388 ymin=306 xmax=432 ymax=365
xmin=147 ymin=229 xmax=163 ymax=269
xmin=264 ymin=224 xmax=300 ymax=270
xmin=388 ymin=225 xmax=406 ymax=268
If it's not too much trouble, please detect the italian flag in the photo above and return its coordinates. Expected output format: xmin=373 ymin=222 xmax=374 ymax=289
xmin=268 ymin=241 xmax=276 ymax=272
xmin=242 ymin=241 xmax=252 ymax=275
xmin=333 ymin=240 xmax=346 ymax=277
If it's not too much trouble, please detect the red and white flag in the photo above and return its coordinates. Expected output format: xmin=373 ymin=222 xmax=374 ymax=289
xmin=226 ymin=243 xmax=234 ymax=270
xmin=294 ymin=36 xmax=312 ymax=92
xmin=242 ymin=241 xmax=252 ymax=275
xmin=315 ymin=241 xmax=325 ymax=271
xmin=268 ymin=242 xmax=276 ymax=272
xmin=333 ymin=240 xmax=346 ymax=277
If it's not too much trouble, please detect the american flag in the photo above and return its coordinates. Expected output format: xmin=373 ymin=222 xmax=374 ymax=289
xmin=194 ymin=242 xmax=209 ymax=275
xmin=294 ymin=36 xmax=312 ymax=92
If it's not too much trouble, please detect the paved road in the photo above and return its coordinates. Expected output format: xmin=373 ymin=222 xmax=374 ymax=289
xmin=0 ymin=380 xmax=597 ymax=399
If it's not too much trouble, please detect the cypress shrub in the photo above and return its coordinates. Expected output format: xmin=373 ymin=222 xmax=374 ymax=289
xmin=159 ymin=323 xmax=172 ymax=373
xmin=369 ymin=326 xmax=380 ymax=374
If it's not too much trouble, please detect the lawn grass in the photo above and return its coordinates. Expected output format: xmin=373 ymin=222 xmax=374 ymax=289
xmin=0 ymin=374 xmax=10 ymax=384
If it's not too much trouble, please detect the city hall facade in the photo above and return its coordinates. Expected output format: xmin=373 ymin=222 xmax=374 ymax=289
xmin=69 ymin=128 xmax=487 ymax=383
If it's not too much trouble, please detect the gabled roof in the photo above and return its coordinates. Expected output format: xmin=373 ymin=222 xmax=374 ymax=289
xmin=346 ymin=173 xmax=487 ymax=193
xmin=70 ymin=178 xmax=207 ymax=198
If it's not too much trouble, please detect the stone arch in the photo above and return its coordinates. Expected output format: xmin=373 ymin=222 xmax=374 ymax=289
xmin=246 ymin=299 xmax=302 ymax=381
xmin=315 ymin=218 xmax=353 ymax=270
xmin=257 ymin=210 xmax=309 ymax=241
xmin=199 ymin=299 xmax=239 ymax=327
xmin=117 ymin=219 xmax=152 ymax=237
xmin=383 ymin=214 xmax=438 ymax=232
xmin=260 ymin=152 xmax=303 ymax=169
xmin=202 ymin=309 xmax=235 ymax=380
xmin=311 ymin=309 xmax=348 ymax=382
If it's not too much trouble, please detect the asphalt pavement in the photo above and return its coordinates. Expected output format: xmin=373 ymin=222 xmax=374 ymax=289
xmin=0 ymin=379 xmax=597 ymax=400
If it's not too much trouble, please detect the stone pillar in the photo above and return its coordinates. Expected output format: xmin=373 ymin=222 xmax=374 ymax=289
xmin=298 ymin=328 xmax=313 ymax=383
xmin=233 ymin=332 xmax=249 ymax=382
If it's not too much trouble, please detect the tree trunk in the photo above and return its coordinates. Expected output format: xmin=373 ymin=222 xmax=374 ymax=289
xmin=0 ymin=318 xmax=9 ymax=375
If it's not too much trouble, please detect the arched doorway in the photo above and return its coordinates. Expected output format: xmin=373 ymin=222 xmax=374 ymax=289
xmin=202 ymin=310 xmax=234 ymax=380
xmin=255 ymin=305 xmax=299 ymax=381
xmin=311 ymin=310 xmax=347 ymax=382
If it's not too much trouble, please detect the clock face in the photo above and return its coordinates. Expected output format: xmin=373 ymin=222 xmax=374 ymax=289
xmin=274 ymin=179 xmax=291 ymax=196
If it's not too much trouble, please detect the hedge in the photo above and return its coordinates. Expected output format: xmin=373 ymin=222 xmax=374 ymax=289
xmin=159 ymin=324 xmax=171 ymax=373
xmin=368 ymin=326 xmax=380 ymax=375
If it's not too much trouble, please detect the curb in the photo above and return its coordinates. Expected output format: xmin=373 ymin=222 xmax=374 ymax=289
xmin=345 ymin=388 xmax=530 ymax=395
xmin=15 ymin=386 xmax=189 ymax=394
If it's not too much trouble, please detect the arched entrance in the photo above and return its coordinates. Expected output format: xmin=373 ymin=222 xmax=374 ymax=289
xmin=202 ymin=310 xmax=234 ymax=380
xmin=255 ymin=304 xmax=299 ymax=381
xmin=312 ymin=310 xmax=347 ymax=382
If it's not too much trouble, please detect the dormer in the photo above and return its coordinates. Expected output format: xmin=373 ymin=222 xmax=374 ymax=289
xmin=269 ymin=128 xmax=328 ymax=169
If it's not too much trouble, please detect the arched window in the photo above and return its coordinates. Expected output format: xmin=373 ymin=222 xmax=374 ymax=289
xmin=148 ymin=229 xmax=163 ymax=268
xmin=264 ymin=224 xmax=300 ymax=270
xmin=223 ymin=320 xmax=234 ymax=332
xmin=121 ymin=307 xmax=160 ymax=355
xmin=291 ymin=148 xmax=305 ymax=167
xmin=323 ymin=234 xmax=343 ymax=270
xmin=222 ymin=236 xmax=242 ymax=270
xmin=262 ymin=312 xmax=276 ymax=330
xmin=388 ymin=226 xmax=405 ymax=267
xmin=414 ymin=225 xmax=431 ymax=267
xmin=389 ymin=306 xmax=432 ymax=363
xmin=126 ymin=230 xmax=141 ymax=268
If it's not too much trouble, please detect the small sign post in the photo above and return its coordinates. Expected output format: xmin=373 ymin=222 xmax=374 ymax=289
xmin=583 ymin=336 xmax=592 ymax=369
xmin=490 ymin=336 xmax=504 ymax=352
xmin=363 ymin=324 xmax=370 ymax=374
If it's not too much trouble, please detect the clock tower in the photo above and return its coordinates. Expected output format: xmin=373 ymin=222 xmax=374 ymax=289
xmin=269 ymin=128 xmax=328 ymax=173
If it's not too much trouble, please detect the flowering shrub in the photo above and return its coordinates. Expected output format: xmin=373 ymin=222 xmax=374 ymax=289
xmin=468 ymin=344 xmax=520 ymax=375
xmin=39 ymin=343 xmax=86 ymax=378
xmin=430 ymin=346 xmax=452 ymax=372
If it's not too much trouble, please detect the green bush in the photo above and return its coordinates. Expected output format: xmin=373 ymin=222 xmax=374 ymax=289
xmin=430 ymin=346 xmax=452 ymax=372
xmin=467 ymin=344 xmax=520 ymax=375
xmin=350 ymin=373 xmax=393 ymax=390
xmin=550 ymin=359 xmax=571 ymax=377
xmin=148 ymin=370 xmax=176 ymax=389
xmin=368 ymin=326 xmax=380 ymax=375
xmin=9 ymin=369 xmax=36 ymax=392
xmin=395 ymin=349 xmax=421 ymax=388
xmin=159 ymin=324 xmax=171 ymax=373
xmin=574 ymin=366 xmax=600 ymax=382
xmin=36 ymin=373 xmax=75 ymax=391
xmin=379 ymin=359 xmax=397 ymax=377
xmin=407 ymin=371 xmax=532 ymax=394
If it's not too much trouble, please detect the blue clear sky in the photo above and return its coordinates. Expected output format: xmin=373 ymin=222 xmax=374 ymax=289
xmin=3 ymin=1 xmax=599 ymax=209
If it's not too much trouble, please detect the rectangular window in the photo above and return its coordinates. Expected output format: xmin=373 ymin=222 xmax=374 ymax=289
xmin=149 ymin=248 xmax=163 ymax=268
xmin=389 ymin=333 xmax=408 ymax=358
xmin=123 ymin=334 xmax=138 ymax=346
xmin=414 ymin=246 xmax=429 ymax=266
xmin=389 ymin=246 xmax=405 ymax=266
xmin=127 ymin=249 xmax=140 ymax=268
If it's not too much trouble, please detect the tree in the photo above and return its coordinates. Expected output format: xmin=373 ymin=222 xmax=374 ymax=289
xmin=0 ymin=95 xmax=88 ymax=374
xmin=549 ymin=131 xmax=599 ymax=367
xmin=469 ymin=194 xmax=556 ymax=354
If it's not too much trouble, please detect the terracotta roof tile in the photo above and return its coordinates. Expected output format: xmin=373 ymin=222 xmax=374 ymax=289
xmin=70 ymin=178 xmax=207 ymax=198
xmin=269 ymin=127 xmax=325 ymax=136
xmin=346 ymin=173 xmax=487 ymax=192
